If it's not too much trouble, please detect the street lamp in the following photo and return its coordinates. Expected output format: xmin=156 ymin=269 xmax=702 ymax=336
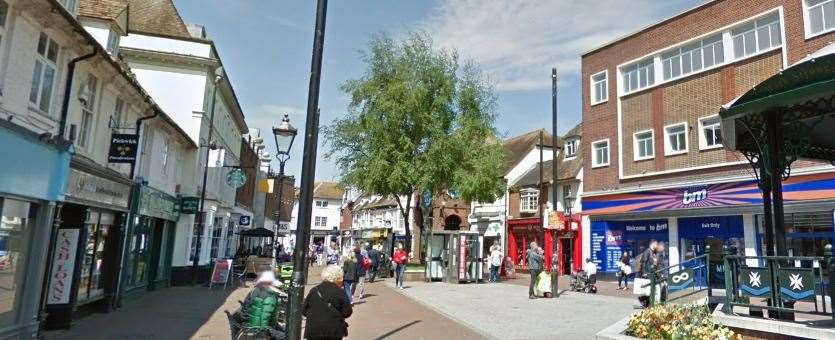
xmin=272 ymin=114 xmax=297 ymax=241
xmin=563 ymin=193 xmax=576 ymax=271
xmin=191 ymin=66 xmax=224 ymax=285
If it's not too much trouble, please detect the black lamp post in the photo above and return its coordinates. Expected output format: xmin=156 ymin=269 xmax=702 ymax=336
xmin=563 ymin=193 xmax=576 ymax=273
xmin=272 ymin=114 xmax=298 ymax=237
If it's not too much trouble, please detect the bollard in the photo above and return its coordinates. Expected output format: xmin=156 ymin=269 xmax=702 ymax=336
xmin=722 ymin=245 xmax=733 ymax=314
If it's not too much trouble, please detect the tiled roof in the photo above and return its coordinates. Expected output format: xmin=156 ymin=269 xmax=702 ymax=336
xmin=502 ymin=129 xmax=555 ymax=174
xmin=78 ymin=0 xmax=128 ymax=21
xmin=513 ymin=124 xmax=584 ymax=188
xmin=313 ymin=182 xmax=344 ymax=200
xmin=127 ymin=0 xmax=191 ymax=39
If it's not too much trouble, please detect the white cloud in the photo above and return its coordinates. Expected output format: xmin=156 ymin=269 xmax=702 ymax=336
xmin=422 ymin=0 xmax=702 ymax=92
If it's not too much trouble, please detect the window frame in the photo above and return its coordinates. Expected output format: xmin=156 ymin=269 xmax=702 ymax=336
xmin=519 ymin=189 xmax=539 ymax=213
xmin=621 ymin=58 xmax=655 ymax=94
xmin=661 ymin=34 xmax=724 ymax=82
xmin=564 ymin=139 xmax=578 ymax=159
xmin=698 ymin=115 xmax=723 ymax=150
xmin=803 ymin=0 xmax=835 ymax=39
xmin=664 ymin=122 xmax=689 ymax=156
xmin=29 ymin=33 xmax=60 ymax=116
xmin=591 ymin=139 xmax=610 ymax=168
xmin=633 ymin=129 xmax=655 ymax=161
xmin=314 ymin=216 xmax=328 ymax=227
xmin=732 ymin=12 xmax=782 ymax=59
xmin=590 ymin=70 xmax=608 ymax=105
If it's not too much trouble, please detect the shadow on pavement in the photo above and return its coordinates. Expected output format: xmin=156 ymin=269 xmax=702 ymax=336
xmin=372 ymin=320 xmax=421 ymax=340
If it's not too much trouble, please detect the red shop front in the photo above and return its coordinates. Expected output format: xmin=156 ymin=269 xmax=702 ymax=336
xmin=507 ymin=214 xmax=582 ymax=274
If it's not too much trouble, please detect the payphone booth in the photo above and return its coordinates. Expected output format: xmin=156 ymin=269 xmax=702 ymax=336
xmin=425 ymin=230 xmax=483 ymax=283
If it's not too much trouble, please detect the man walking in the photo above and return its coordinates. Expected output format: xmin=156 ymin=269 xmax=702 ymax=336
xmin=636 ymin=240 xmax=659 ymax=308
xmin=366 ymin=243 xmax=380 ymax=282
xmin=527 ymin=242 xmax=544 ymax=299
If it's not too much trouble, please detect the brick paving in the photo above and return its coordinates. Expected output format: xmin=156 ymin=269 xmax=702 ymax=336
xmin=43 ymin=266 xmax=485 ymax=340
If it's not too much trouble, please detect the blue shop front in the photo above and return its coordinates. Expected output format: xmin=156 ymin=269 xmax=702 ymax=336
xmin=0 ymin=120 xmax=71 ymax=338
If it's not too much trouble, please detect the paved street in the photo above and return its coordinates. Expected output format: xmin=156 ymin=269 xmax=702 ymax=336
xmin=391 ymin=280 xmax=637 ymax=340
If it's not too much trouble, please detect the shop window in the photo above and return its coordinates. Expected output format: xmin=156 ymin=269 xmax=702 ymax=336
xmin=0 ymin=198 xmax=35 ymax=327
xmin=77 ymin=210 xmax=113 ymax=303
xmin=807 ymin=0 xmax=835 ymax=37
xmin=519 ymin=189 xmax=538 ymax=213
xmin=126 ymin=218 xmax=150 ymax=287
xmin=664 ymin=123 xmax=688 ymax=155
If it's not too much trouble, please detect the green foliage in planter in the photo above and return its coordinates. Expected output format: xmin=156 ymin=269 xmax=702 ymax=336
xmin=625 ymin=304 xmax=740 ymax=340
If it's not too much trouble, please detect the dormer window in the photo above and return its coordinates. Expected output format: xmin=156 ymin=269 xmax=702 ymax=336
xmin=564 ymin=139 xmax=578 ymax=159
xmin=520 ymin=189 xmax=539 ymax=213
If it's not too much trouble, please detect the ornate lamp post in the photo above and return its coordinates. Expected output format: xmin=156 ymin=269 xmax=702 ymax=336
xmin=272 ymin=114 xmax=297 ymax=241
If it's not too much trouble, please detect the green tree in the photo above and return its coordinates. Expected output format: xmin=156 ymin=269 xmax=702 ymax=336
xmin=324 ymin=33 xmax=505 ymax=251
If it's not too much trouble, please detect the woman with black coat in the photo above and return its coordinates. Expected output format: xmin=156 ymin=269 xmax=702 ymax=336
xmin=303 ymin=265 xmax=353 ymax=340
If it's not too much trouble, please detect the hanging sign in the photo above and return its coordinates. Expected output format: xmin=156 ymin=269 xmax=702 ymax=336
xmin=178 ymin=196 xmax=200 ymax=214
xmin=107 ymin=133 xmax=139 ymax=164
xmin=226 ymin=168 xmax=247 ymax=188
xmin=47 ymin=229 xmax=80 ymax=305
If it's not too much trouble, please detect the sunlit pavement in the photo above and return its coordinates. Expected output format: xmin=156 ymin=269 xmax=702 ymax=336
xmin=390 ymin=279 xmax=637 ymax=340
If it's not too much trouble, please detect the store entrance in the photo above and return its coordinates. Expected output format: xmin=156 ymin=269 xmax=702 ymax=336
xmin=560 ymin=237 xmax=573 ymax=274
xmin=679 ymin=216 xmax=744 ymax=286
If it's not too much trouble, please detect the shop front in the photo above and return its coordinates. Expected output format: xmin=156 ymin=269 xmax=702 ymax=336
xmin=584 ymin=171 xmax=835 ymax=274
xmin=506 ymin=218 xmax=540 ymax=271
xmin=121 ymin=185 xmax=179 ymax=295
xmin=45 ymin=164 xmax=131 ymax=329
xmin=546 ymin=212 xmax=584 ymax=274
xmin=0 ymin=121 xmax=71 ymax=338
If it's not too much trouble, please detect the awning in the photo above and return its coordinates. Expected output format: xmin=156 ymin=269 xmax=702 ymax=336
xmin=238 ymin=227 xmax=274 ymax=237
xmin=720 ymin=44 xmax=835 ymax=162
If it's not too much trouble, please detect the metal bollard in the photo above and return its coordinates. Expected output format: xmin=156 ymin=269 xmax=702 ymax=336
xmin=722 ymin=245 xmax=733 ymax=314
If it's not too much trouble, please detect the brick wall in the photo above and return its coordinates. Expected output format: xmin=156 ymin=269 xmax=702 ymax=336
xmin=582 ymin=0 xmax=835 ymax=194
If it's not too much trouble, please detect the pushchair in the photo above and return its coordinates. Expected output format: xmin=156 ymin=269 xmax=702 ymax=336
xmin=569 ymin=270 xmax=598 ymax=294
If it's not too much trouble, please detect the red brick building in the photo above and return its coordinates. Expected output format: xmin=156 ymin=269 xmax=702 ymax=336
xmin=581 ymin=0 xmax=835 ymax=273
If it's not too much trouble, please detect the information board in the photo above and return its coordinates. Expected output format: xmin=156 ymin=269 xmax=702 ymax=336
xmin=209 ymin=259 xmax=233 ymax=289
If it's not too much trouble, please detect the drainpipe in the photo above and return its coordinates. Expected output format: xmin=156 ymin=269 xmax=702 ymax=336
xmin=57 ymin=50 xmax=97 ymax=140
xmin=130 ymin=110 xmax=159 ymax=179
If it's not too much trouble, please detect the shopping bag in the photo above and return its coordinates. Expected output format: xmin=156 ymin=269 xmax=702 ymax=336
xmin=632 ymin=277 xmax=662 ymax=301
xmin=536 ymin=272 xmax=552 ymax=295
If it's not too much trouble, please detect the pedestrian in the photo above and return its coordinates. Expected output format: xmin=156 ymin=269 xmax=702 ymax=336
xmin=316 ymin=242 xmax=325 ymax=266
xmin=367 ymin=243 xmax=380 ymax=282
xmin=489 ymin=245 xmax=503 ymax=283
xmin=526 ymin=241 xmax=544 ymax=299
xmin=342 ymin=251 xmax=357 ymax=304
xmin=309 ymin=244 xmax=316 ymax=267
xmin=617 ymin=251 xmax=632 ymax=290
xmin=392 ymin=242 xmax=408 ymax=289
xmin=240 ymin=271 xmax=282 ymax=333
xmin=352 ymin=245 xmax=368 ymax=300
xmin=303 ymin=265 xmax=353 ymax=340
xmin=635 ymin=240 xmax=659 ymax=308
xmin=326 ymin=241 xmax=340 ymax=265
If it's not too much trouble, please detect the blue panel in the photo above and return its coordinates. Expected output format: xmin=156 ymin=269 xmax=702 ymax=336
xmin=0 ymin=126 xmax=71 ymax=201
xmin=678 ymin=216 xmax=744 ymax=239
xmin=591 ymin=220 xmax=670 ymax=273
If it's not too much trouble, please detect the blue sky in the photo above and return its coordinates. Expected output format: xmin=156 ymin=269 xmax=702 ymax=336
xmin=173 ymin=0 xmax=703 ymax=182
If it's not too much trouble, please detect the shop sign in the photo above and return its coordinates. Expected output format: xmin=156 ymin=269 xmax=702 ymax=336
xmin=239 ymin=215 xmax=251 ymax=226
xmin=739 ymin=267 xmax=771 ymax=297
xmin=66 ymin=169 xmax=130 ymax=208
xmin=107 ymin=133 xmax=139 ymax=164
xmin=277 ymin=223 xmax=290 ymax=235
xmin=778 ymin=268 xmax=816 ymax=301
xmin=47 ymin=229 xmax=79 ymax=305
xmin=178 ymin=196 xmax=200 ymax=214
xmin=138 ymin=186 xmax=178 ymax=221
xmin=226 ymin=168 xmax=247 ymax=188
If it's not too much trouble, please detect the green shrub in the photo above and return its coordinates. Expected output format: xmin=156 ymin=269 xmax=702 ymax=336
xmin=625 ymin=304 xmax=740 ymax=340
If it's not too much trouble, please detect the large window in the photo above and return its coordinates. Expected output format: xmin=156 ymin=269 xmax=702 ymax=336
xmin=807 ymin=0 xmax=835 ymax=36
xmin=665 ymin=123 xmax=688 ymax=155
xmin=622 ymin=58 xmax=654 ymax=93
xmin=29 ymin=33 xmax=59 ymax=114
xmin=519 ymin=189 xmax=539 ymax=213
xmin=699 ymin=116 xmax=723 ymax=149
xmin=0 ymin=198 xmax=35 ymax=327
xmin=78 ymin=73 xmax=98 ymax=148
xmin=314 ymin=216 xmax=328 ymax=227
xmin=209 ymin=221 xmax=222 ymax=260
xmin=662 ymin=34 xmax=724 ymax=80
xmin=590 ymin=71 xmax=608 ymax=104
xmin=125 ymin=216 xmax=150 ymax=288
xmin=592 ymin=139 xmax=610 ymax=167
xmin=733 ymin=13 xmax=781 ymax=59
xmin=77 ymin=210 xmax=112 ymax=302
xmin=634 ymin=130 xmax=654 ymax=160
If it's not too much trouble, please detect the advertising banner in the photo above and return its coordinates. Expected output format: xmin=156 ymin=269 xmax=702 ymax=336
xmin=47 ymin=229 xmax=80 ymax=305
xmin=209 ymin=259 xmax=233 ymax=289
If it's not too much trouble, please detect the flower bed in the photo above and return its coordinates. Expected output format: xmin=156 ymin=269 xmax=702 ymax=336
xmin=625 ymin=304 xmax=741 ymax=340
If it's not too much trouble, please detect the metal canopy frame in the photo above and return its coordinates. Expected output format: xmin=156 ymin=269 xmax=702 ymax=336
xmin=720 ymin=48 xmax=835 ymax=257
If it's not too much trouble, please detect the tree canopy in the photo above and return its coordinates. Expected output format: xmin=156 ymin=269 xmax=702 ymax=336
xmin=324 ymin=33 xmax=505 ymax=250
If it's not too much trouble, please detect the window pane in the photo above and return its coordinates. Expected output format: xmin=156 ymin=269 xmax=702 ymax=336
xmin=629 ymin=72 xmax=638 ymax=91
xmin=733 ymin=35 xmax=744 ymax=58
xmin=47 ymin=41 xmax=59 ymax=63
xmin=704 ymin=129 xmax=715 ymax=146
xmin=0 ymin=198 xmax=35 ymax=327
xmin=715 ymin=41 xmax=725 ymax=64
xmin=39 ymin=66 xmax=55 ymax=113
xmin=681 ymin=53 xmax=692 ymax=74
xmin=29 ymin=62 xmax=42 ymax=104
xmin=757 ymin=26 xmax=770 ymax=50
xmin=692 ymin=48 xmax=702 ymax=71
xmin=770 ymin=23 xmax=781 ymax=46
xmin=663 ymin=59 xmax=672 ymax=79
xmin=37 ymin=34 xmax=47 ymax=56
xmin=811 ymin=7 xmax=825 ymax=34
xmin=703 ymin=45 xmax=715 ymax=67
xmin=743 ymin=30 xmax=756 ymax=55
xmin=825 ymin=2 xmax=835 ymax=31
xmin=671 ymin=56 xmax=681 ymax=78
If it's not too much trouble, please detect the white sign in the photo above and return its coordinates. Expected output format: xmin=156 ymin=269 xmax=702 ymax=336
xmin=47 ymin=229 xmax=80 ymax=305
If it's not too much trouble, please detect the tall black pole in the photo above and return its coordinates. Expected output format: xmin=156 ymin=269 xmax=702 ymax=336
xmin=766 ymin=113 xmax=787 ymax=256
xmin=550 ymin=68 xmax=559 ymax=298
xmin=276 ymin=161 xmax=285 ymax=247
xmin=538 ymin=130 xmax=544 ymax=245
xmin=192 ymin=77 xmax=220 ymax=285
xmin=287 ymin=0 xmax=327 ymax=337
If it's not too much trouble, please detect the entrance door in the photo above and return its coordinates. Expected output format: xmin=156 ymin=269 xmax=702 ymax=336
xmin=147 ymin=219 xmax=165 ymax=290
xmin=679 ymin=216 xmax=744 ymax=286
xmin=560 ymin=238 xmax=573 ymax=274
xmin=428 ymin=234 xmax=448 ymax=280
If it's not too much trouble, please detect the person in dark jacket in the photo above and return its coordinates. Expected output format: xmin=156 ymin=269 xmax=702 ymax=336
xmin=342 ymin=251 xmax=357 ymax=304
xmin=637 ymin=241 xmax=659 ymax=308
xmin=366 ymin=244 xmax=380 ymax=282
xmin=303 ymin=265 xmax=353 ymax=340
xmin=526 ymin=242 xmax=544 ymax=299
xmin=352 ymin=245 xmax=367 ymax=300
